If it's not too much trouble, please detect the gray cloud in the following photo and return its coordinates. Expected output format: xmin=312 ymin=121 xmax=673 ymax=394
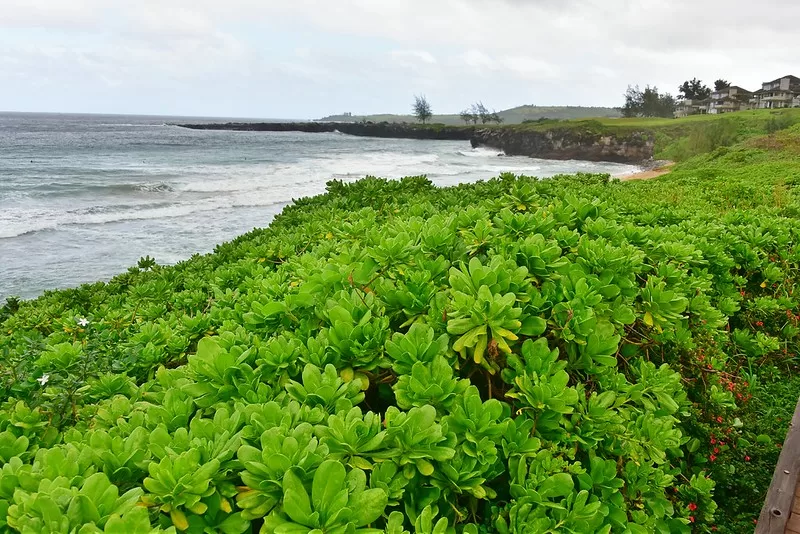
xmin=0 ymin=0 xmax=796 ymax=117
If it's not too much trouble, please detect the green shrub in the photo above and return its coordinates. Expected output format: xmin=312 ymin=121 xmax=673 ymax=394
xmin=765 ymin=112 xmax=798 ymax=134
xmin=664 ymin=119 xmax=739 ymax=161
xmin=1 ymin=140 xmax=800 ymax=532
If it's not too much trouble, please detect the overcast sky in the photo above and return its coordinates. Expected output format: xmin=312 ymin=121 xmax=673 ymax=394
xmin=1 ymin=1 xmax=797 ymax=118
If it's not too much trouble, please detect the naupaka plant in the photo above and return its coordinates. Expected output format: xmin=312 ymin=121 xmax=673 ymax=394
xmin=446 ymin=258 xmax=546 ymax=373
xmin=262 ymin=460 xmax=388 ymax=533
xmin=2 ymin=146 xmax=800 ymax=534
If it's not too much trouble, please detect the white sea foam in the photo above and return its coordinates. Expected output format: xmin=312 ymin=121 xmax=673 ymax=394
xmin=458 ymin=147 xmax=506 ymax=158
xmin=0 ymin=193 xmax=294 ymax=239
xmin=1 ymin=146 xmax=635 ymax=240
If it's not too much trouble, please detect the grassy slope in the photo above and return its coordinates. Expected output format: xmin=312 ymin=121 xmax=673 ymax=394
xmin=477 ymin=108 xmax=800 ymax=162
xmin=624 ymin=124 xmax=800 ymax=532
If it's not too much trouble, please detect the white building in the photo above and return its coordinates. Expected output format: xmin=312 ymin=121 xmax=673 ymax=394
xmin=751 ymin=75 xmax=800 ymax=109
xmin=707 ymin=86 xmax=753 ymax=114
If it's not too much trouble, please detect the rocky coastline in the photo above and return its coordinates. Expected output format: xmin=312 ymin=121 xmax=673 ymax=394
xmin=174 ymin=122 xmax=655 ymax=164
xmin=174 ymin=121 xmax=474 ymax=140
xmin=469 ymin=127 xmax=655 ymax=164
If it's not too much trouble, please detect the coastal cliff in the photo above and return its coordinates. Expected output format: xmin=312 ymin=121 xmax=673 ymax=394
xmin=175 ymin=121 xmax=474 ymax=141
xmin=470 ymin=125 xmax=655 ymax=163
xmin=175 ymin=121 xmax=655 ymax=163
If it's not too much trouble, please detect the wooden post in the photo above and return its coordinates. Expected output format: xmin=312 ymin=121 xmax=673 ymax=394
xmin=756 ymin=395 xmax=800 ymax=533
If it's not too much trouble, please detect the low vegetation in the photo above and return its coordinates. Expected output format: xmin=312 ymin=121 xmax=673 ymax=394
xmin=2 ymin=122 xmax=800 ymax=533
xmin=317 ymin=105 xmax=621 ymax=125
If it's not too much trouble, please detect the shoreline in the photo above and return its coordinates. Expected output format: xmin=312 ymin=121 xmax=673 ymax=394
xmin=174 ymin=121 xmax=656 ymax=164
xmin=617 ymin=160 xmax=674 ymax=181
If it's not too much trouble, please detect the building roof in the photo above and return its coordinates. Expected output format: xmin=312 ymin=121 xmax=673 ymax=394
xmin=712 ymin=86 xmax=752 ymax=97
xmin=763 ymin=74 xmax=800 ymax=85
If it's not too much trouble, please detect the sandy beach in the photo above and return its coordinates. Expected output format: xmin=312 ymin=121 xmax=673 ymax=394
xmin=618 ymin=161 xmax=675 ymax=181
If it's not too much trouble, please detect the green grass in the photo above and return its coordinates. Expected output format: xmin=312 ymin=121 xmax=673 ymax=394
xmin=596 ymin=110 xmax=785 ymax=127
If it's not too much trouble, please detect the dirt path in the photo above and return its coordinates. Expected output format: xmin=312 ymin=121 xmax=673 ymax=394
xmin=618 ymin=161 xmax=675 ymax=181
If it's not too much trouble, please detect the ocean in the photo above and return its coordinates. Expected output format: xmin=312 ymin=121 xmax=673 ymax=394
xmin=0 ymin=112 xmax=639 ymax=301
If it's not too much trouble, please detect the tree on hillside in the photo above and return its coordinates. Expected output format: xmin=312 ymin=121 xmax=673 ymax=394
xmin=678 ymin=78 xmax=711 ymax=100
xmin=464 ymin=102 xmax=504 ymax=124
xmin=714 ymin=79 xmax=731 ymax=91
xmin=620 ymin=85 xmax=677 ymax=118
xmin=413 ymin=95 xmax=433 ymax=124
xmin=471 ymin=102 xmax=489 ymax=124
xmin=460 ymin=109 xmax=477 ymax=125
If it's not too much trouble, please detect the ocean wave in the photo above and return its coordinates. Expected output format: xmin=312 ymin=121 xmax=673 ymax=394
xmin=0 ymin=190 xmax=297 ymax=240
xmin=313 ymin=152 xmax=441 ymax=178
xmin=135 ymin=182 xmax=174 ymax=193
xmin=30 ymin=181 xmax=175 ymax=195
xmin=1 ymin=141 xmax=639 ymax=242
xmin=96 ymin=123 xmax=160 ymax=127
xmin=0 ymin=203 xmax=204 ymax=239
xmin=178 ymin=173 xmax=321 ymax=193
xmin=75 ymin=201 xmax=175 ymax=215
xmin=175 ymin=152 xmax=439 ymax=193
xmin=0 ymin=222 xmax=58 ymax=239
xmin=458 ymin=147 xmax=506 ymax=158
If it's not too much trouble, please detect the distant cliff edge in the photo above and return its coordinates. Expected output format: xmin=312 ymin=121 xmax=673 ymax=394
xmin=174 ymin=122 xmax=654 ymax=163
xmin=173 ymin=122 xmax=473 ymax=140
xmin=470 ymin=126 xmax=655 ymax=164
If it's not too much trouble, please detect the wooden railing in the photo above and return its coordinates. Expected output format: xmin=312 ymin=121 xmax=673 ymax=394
xmin=756 ymin=396 xmax=800 ymax=533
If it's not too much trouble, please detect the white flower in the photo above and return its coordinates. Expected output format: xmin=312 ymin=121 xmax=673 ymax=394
xmin=37 ymin=374 xmax=49 ymax=386
xmin=77 ymin=317 xmax=89 ymax=327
